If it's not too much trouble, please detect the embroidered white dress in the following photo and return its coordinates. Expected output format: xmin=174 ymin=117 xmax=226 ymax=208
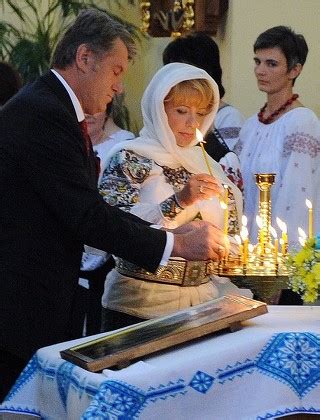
xmin=215 ymin=104 xmax=245 ymax=151
xmin=98 ymin=63 xmax=247 ymax=319
xmin=100 ymin=149 xmax=244 ymax=319
xmin=236 ymin=108 xmax=320 ymax=250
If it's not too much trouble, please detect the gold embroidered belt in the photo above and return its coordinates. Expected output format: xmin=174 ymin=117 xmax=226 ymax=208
xmin=115 ymin=258 xmax=216 ymax=287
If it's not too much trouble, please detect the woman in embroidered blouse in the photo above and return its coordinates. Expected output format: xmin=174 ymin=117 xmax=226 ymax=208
xmin=236 ymin=26 xmax=320 ymax=250
xmin=99 ymin=63 xmax=244 ymax=330
xmin=163 ymin=33 xmax=244 ymax=190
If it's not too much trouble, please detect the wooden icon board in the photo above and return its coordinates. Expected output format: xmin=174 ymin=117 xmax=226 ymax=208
xmin=61 ymin=295 xmax=267 ymax=372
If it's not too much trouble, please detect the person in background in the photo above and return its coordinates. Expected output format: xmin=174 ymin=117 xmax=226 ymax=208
xmin=162 ymin=32 xmax=244 ymax=161
xmin=0 ymin=10 xmax=227 ymax=402
xmin=99 ymin=63 xmax=247 ymax=332
xmin=78 ymin=97 xmax=135 ymax=336
xmin=236 ymin=26 xmax=320 ymax=305
xmin=236 ymin=26 xmax=320 ymax=250
xmin=0 ymin=61 xmax=22 ymax=107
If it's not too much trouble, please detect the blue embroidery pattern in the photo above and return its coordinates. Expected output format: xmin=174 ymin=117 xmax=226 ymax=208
xmin=6 ymin=355 xmax=39 ymax=400
xmin=82 ymin=381 xmax=146 ymax=419
xmin=2 ymin=332 xmax=320 ymax=419
xmin=57 ymin=361 xmax=76 ymax=408
xmin=256 ymin=332 xmax=320 ymax=397
xmin=189 ymin=370 xmax=214 ymax=394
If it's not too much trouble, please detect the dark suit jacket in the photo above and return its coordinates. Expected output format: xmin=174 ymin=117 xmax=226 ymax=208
xmin=0 ymin=71 xmax=166 ymax=359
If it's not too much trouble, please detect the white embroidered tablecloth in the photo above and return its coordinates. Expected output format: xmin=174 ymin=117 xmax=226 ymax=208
xmin=1 ymin=306 xmax=320 ymax=419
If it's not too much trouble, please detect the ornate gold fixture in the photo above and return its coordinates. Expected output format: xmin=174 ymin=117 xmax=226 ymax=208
xmin=140 ymin=1 xmax=151 ymax=33
xmin=140 ymin=0 xmax=195 ymax=37
xmin=212 ymin=173 xmax=292 ymax=279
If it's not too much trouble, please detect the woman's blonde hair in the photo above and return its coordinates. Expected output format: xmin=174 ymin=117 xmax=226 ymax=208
xmin=164 ymin=79 xmax=214 ymax=114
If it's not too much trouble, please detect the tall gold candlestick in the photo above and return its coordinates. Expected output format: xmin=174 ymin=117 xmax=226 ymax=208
xmin=255 ymin=173 xmax=275 ymax=242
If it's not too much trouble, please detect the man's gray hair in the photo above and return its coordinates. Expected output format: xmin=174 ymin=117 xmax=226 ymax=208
xmin=52 ymin=8 xmax=136 ymax=69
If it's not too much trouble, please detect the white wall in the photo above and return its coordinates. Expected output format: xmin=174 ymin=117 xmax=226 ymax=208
xmin=3 ymin=0 xmax=319 ymax=128
xmin=125 ymin=0 xmax=320 ymax=129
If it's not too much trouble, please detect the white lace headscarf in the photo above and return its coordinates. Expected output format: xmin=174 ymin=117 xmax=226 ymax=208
xmin=102 ymin=63 xmax=242 ymax=217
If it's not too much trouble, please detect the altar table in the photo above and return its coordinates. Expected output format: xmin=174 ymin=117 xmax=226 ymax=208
xmin=1 ymin=306 xmax=320 ymax=419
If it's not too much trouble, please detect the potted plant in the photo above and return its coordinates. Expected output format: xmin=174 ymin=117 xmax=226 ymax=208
xmin=0 ymin=0 xmax=140 ymax=129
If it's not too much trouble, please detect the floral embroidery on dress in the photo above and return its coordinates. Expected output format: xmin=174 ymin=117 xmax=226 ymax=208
xmin=99 ymin=150 xmax=152 ymax=211
xmin=162 ymin=165 xmax=191 ymax=188
xmin=220 ymin=164 xmax=243 ymax=193
xmin=283 ymin=132 xmax=320 ymax=158
xmin=219 ymin=126 xmax=241 ymax=140
xmin=160 ymin=166 xmax=192 ymax=219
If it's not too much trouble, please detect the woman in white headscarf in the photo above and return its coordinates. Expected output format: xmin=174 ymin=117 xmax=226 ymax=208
xmin=99 ymin=63 xmax=245 ymax=331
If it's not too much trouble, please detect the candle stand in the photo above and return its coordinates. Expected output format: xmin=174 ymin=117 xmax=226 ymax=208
xmin=211 ymin=173 xmax=294 ymax=303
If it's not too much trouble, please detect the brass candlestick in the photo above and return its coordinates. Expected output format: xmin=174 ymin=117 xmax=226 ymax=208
xmin=256 ymin=173 xmax=275 ymax=251
xmin=208 ymin=173 xmax=293 ymax=303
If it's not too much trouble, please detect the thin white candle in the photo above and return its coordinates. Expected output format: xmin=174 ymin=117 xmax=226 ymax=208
xmin=277 ymin=217 xmax=288 ymax=255
xmin=240 ymin=226 xmax=249 ymax=264
xmin=196 ymin=128 xmax=224 ymax=205
xmin=305 ymin=199 xmax=313 ymax=238
xmin=270 ymin=226 xmax=278 ymax=264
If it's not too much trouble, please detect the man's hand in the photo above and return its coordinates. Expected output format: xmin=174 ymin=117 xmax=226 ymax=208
xmin=171 ymin=220 xmax=229 ymax=261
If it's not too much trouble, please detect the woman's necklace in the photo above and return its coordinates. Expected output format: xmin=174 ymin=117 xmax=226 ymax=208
xmin=258 ymin=93 xmax=299 ymax=124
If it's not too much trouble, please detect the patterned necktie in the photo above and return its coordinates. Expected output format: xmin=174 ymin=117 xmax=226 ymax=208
xmin=79 ymin=119 xmax=91 ymax=156
xmin=79 ymin=119 xmax=101 ymax=178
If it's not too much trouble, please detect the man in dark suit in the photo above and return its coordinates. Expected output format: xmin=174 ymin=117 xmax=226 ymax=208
xmin=0 ymin=9 xmax=227 ymax=401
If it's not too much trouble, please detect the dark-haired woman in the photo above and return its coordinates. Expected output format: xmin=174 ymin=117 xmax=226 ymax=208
xmin=236 ymin=26 xmax=320 ymax=250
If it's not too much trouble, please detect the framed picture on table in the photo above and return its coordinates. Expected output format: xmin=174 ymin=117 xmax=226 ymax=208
xmin=61 ymin=295 xmax=267 ymax=372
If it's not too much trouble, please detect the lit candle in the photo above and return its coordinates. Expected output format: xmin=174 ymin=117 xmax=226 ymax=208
xmin=276 ymin=217 xmax=288 ymax=255
xmin=298 ymin=227 xmax=307 ymax=248
xmin=196 ymin=128 xmax=213 ymax=177
xmin=270 ymin=226 xmax=278 ymax=264
xmin=305 ymin=199 xmax=313 ymax=238
xmin=240 ymin=226 xmax=249 ymax=265
xmin=242 ymin=215 xmax=248 ymax=228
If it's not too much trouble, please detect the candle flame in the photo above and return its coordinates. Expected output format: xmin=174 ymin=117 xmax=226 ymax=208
xmin=196 ymin=128 xmax=205 ymax=143
xmin=282 ymin=222 xmax=287 ymax=234
xmin=240 ymin=226 xmax=248 ymax=241
xmin=220 ymin=201 xmax=227 ymax=210
xmin=242 ymin=215 xmax=247 ymax=227
xmin=276 ymin=217 xmax=287 ymax=233
xmin=270 ymin=226 xmax=277 ymax=238
xmin=298 ymin=227 xmax=307 ymax=239
xmin=299 ymin=237 xmax=306 ymax=247
xmin=305 ymin=198 xmax=312 ymax=209
xmin=256 ymin=215 xmax=262 ymax=228
xmin=276 ymin=217 xmax=283 ymax=230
